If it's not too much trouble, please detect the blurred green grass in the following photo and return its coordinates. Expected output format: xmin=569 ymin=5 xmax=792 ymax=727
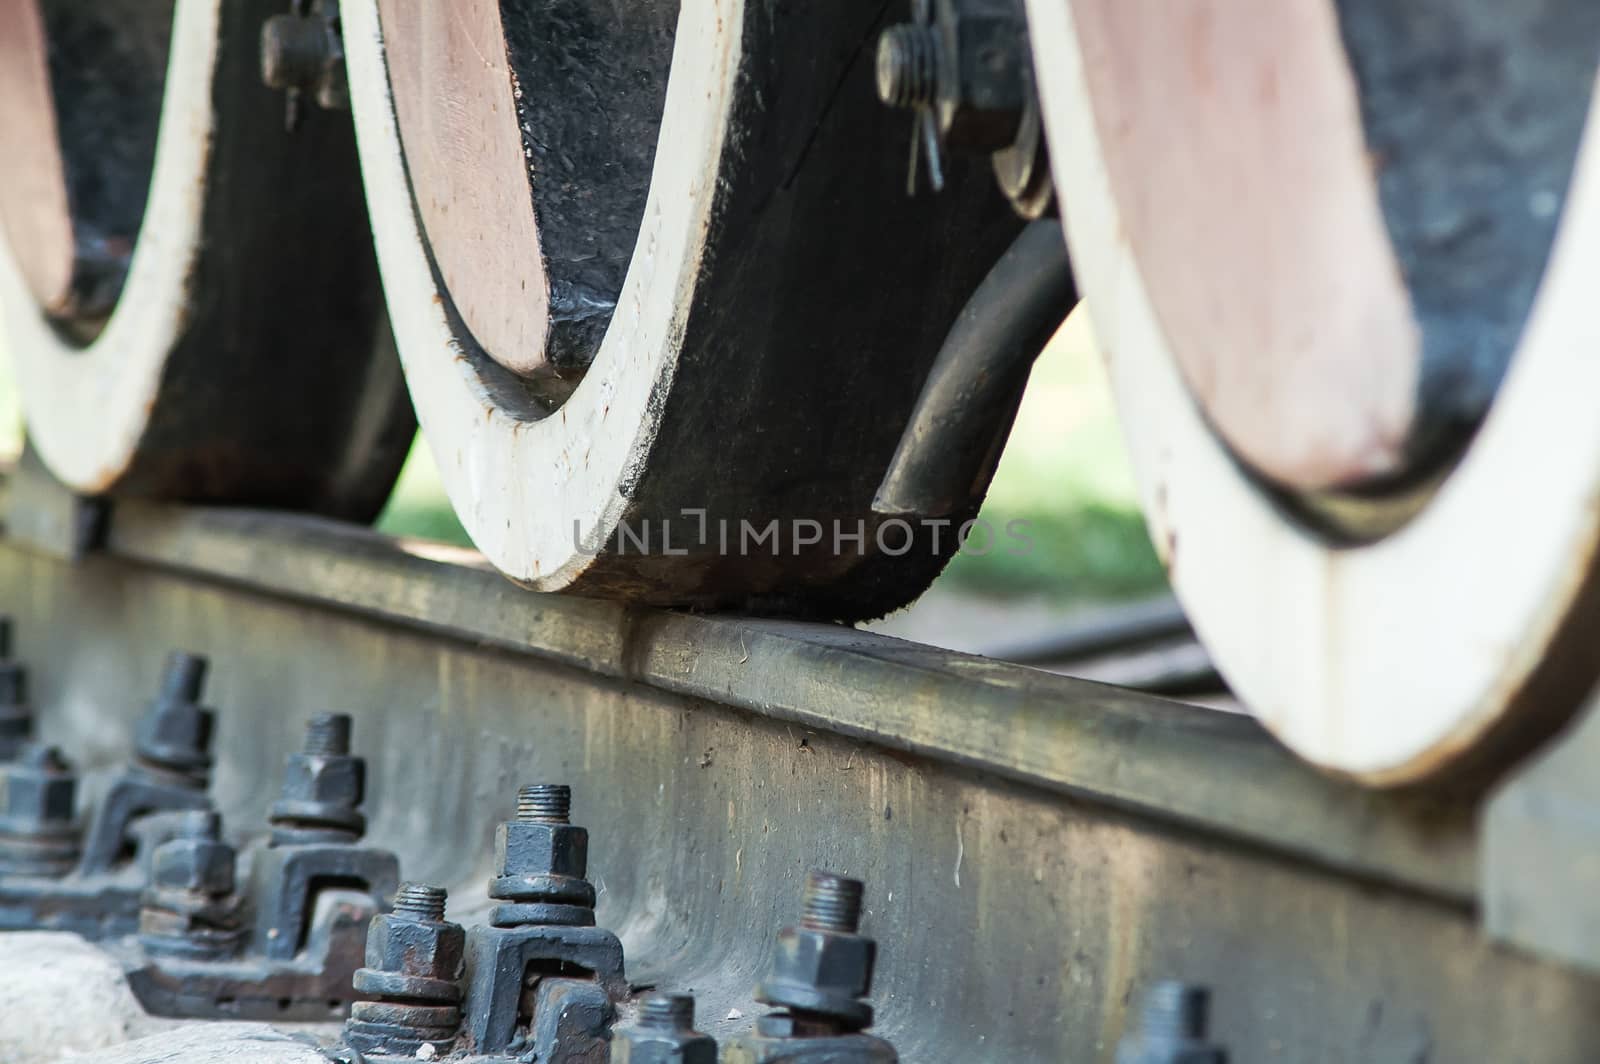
xmin=936 ymin=307 xmax=1166 ymax=601
xmin=375 ymin=439 xmax=470 ymax=545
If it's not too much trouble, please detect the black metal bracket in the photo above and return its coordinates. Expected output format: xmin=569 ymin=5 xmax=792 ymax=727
xmin=0 ymin=652 xmax=216 ymax=937
xmin=121 ymin=714 xmax=400 ymax=1020
xmin=121 ymin=873 xmax=392 ymax=1021
xmin=461 ymin=922 xmax=627 ymax=1055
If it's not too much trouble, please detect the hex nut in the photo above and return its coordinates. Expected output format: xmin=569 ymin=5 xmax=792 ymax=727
xmin=150 ymin=836 xmax=236 ymax=895
xmin=364 ymin=911 xmax=465 ymax=981
xmin=135 ymin=705 xmax=212 ymax=763
xmin=723 ymin=1028 xmax=899 ymax=1064
xmin=615 ymin=1031 xmax=718 ymax=1064
xmin=933 ymin=0 xmax=1026 ymax=152
xmin=767 ymin=927 xmax=874 ymax=999
xmin=495 ymin=819 xmax=587 ymax=880
xmin=278 ymin=753 xmax=363 ymax=809
xmin=0 ymin=751 xmax=75 ymax=826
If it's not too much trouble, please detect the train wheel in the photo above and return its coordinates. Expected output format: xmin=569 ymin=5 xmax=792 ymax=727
xmin=0 ymin=0 xmax=412 ymax=519
xmin=343 ymin=0 xmax=1025 ymax=616
xmin=1027 ymin=0 xmax=1600 ymax=783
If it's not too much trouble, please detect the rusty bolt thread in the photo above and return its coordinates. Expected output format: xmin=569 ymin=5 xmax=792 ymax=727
xmin=801 ymin=871 xmax=864 ymax=933
xmin=516 ymin=784 xmax=571 ymax=823
xmin=877 ymin=24 xmax=940 ymax=109
xmin=159 ymin=652 xmax=208 ymax=703
xmin=639 ymin=993 xmax=696 ymax=1031
xmin=393 ymin=883 xmax=448 ymax=922
xmin=303 ymin=713 xmax=352 ymax=757
xmin=1138 ymin=982 xmax=1210 ymax=1041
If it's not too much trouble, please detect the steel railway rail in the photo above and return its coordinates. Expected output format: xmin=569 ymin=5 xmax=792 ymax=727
xmin=0 ymin=470 xmax=1598 ymax=1062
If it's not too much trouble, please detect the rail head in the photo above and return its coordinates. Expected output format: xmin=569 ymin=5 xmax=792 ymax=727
xmin=89 ymin=499 xmax=1477 ymax=904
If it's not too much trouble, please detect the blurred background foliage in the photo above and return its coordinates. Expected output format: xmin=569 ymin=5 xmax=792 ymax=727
xmin=0 ymin=305 xmax=1167 ymax=614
